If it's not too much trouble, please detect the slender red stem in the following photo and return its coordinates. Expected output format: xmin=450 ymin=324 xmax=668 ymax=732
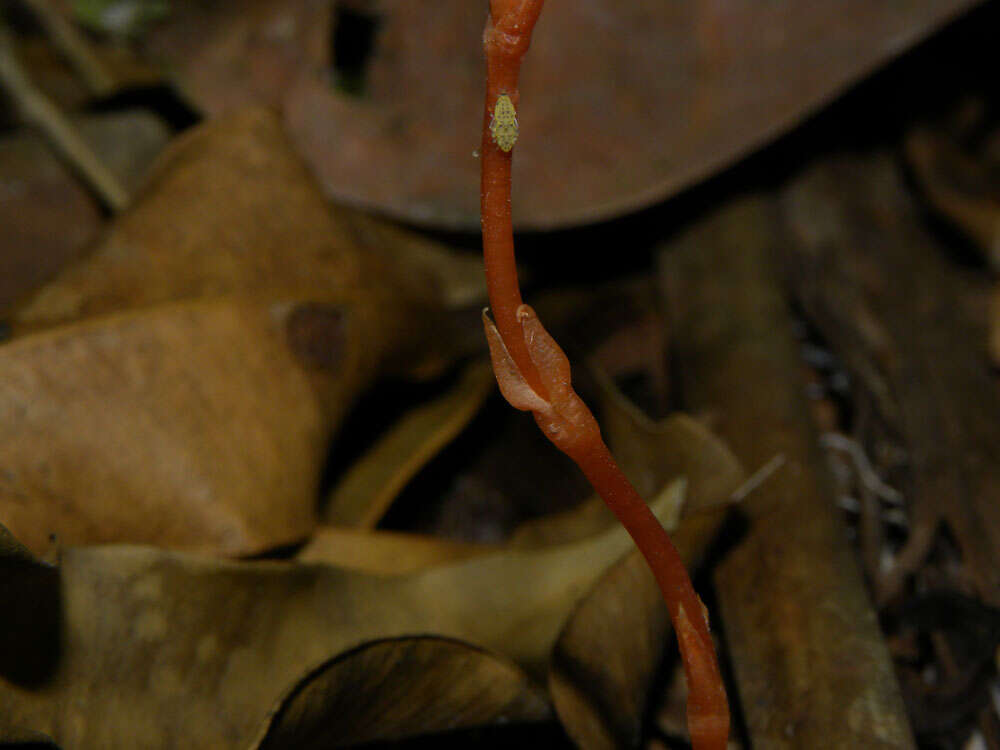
xmin=481 ymin=0 xmax=547 ymax=398
xmin=479 ymin=3 xmax=730 ymax=748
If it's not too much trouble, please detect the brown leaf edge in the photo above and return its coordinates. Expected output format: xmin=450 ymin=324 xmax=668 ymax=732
xmin=251 ymin=636 xmax=551 ymax=749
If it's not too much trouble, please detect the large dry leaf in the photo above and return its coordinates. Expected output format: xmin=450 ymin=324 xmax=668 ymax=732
xmin=0 ymin=487 xmax=681 ymax=748
xmin=1 ymin=108 xmax=484 ymax=558
xmin=324 ymin=359 xmax=495 ymax=527
xmin=142 ymin=0 xmax=981 ymax=229
xmin=0 ymin=299 xmax=324 ymax=557
xmin=0 ymin=105 xmax=485 ymax=552
xmin=253 ymin=637 xmax=551 ymax=749
xmin=11 ymin=107 xmax=480 ymax=386
xmin=550 ymin=551 xmax=674 ymax=750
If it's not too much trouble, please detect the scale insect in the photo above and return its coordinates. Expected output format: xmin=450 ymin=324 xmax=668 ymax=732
xmin=489 ymin=94 xmax=519 ymax=152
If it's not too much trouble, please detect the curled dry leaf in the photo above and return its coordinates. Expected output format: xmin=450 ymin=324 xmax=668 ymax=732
xmin=324 ymin=359 xmax=496 ymax=528
xmin=297 ymin=527 xmax=498 ymax=575
xmin=253 ymin=637 xmax=551 ymax=749
xmin=143 ymin=0 xmax=980 ymax=229
xmin=0 ymin=484 xmax=682 ymax=748
xmin=551 ymin=551 xmax=674 ymax=750
xmin=905 ymin=126 xmax=1000 ymax=270
xmin=0 ymin=300 xmax=325 ymax=557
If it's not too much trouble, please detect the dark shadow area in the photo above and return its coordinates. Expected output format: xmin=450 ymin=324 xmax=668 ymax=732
xmin=330 ymin=2 xmax=382 ymax=97
xmin=87 ymin=84 xmax=201 ymax=133
xmin=0 ymin=550 xmax=61 ymax=687
xmin=356 ymin=721 xmax=573 ymax=750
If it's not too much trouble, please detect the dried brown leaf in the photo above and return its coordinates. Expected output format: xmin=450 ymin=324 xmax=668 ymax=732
xmin=253 ymin=637 xmax=550 ymax=749
xmin=144 ymin=0 xmax=981 ymax=229
xmin=0 ymin=299 xmax=325 ymax=557
xmin=0 ymin=485 xmax=682 ymax=747
xmin=324 ymin=360 xmax=495 ymax=528
xmin=11 ymin=107 xmax=476 ymax=387
xmin=297 ymin=527 xmax=497 ymax=574
xmin=1 ymin=108 xmax=484 ymax=557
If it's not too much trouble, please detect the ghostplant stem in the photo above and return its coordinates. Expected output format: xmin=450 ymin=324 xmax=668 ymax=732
xmin=479 ymin=2 xmax=729 ymax=747
xmin=571 ymin=437 xmax=707 ymax=606
xmin=480 ymin=0 xmax=547 ymax=397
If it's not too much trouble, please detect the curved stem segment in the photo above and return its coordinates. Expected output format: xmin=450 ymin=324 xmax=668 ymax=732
xmin=479 ymin=4 xmax=729 ymax=748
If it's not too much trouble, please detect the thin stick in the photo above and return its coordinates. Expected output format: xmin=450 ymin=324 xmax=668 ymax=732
xmin=21 ymin=0 xmax=116 ymax=97
xmin=0 ymin=27 xmax=129 ymax=212
xmin=478 ymin=3 xmax=729 ymax=747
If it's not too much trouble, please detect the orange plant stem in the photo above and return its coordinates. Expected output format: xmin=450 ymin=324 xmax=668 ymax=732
xmin=481 ymin=0 xmax=547 ymax=397
xmin=479 ymin=2 xmax=729 ymax=748
xmin=569 ymin=436 xmax=729 ymax=749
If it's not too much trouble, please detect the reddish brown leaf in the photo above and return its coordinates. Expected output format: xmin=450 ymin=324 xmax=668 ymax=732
xmin=145 ymin=0 xmax=981 ymax=229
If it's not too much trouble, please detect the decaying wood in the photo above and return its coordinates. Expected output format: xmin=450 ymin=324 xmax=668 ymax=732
xmin=779 ymin=153 xmax=1000 ymax=608
xmin=659 ymin=198 xmax=915 ymax=748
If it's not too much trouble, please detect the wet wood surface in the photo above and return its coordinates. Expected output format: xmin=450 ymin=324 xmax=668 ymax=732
xmin=779 ymin=153 xmax=1000 ymax=608
xmin=659 ymin=198 xmax=916 ymax=748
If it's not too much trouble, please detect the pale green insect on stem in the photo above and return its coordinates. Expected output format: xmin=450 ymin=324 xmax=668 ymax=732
xmin=489 ymin=94 xmax=519 ymax=152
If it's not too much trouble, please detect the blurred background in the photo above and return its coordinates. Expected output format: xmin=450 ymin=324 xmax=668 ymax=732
xmin=1 ymin=1 xmax=999 ymax=748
